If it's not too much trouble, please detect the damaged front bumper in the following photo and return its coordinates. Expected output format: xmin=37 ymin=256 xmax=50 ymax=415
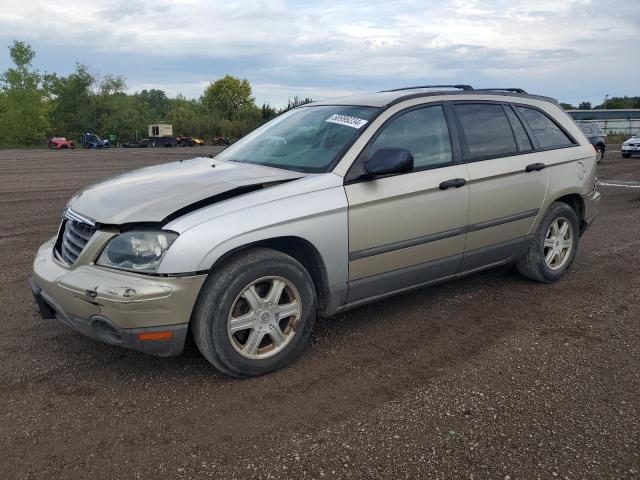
xmin=30 ymin=239 xmax=207 ymax=356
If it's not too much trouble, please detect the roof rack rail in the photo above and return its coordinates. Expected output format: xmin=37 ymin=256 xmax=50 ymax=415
xmin=477 ymin=88 xmax=527 ymax=94
xmin=380 ymin=85 xmax=474 ymax=92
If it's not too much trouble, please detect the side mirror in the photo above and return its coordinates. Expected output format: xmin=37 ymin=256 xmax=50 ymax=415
xmin=364 ymin=148 xmax=414 ymax=178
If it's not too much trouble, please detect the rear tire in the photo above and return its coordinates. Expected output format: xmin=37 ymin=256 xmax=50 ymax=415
xmin=517 ymin=202 xmax=580 ymax=283
xmin=192 ymin=248 xmax=317 ymax=377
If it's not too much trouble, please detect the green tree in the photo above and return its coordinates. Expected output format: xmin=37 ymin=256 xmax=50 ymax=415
xmin=166 ymin=94 xmax=201 ymax=135
xmin=0 ymin=40 xmax=307 ymax=146
xmin=201 ymin=75 xmax=255 ymax=120
xmin=559 ymin=102 xmax=575 ymax=110
xmin=593 ymin=96 xmax=640 ymax=109
xmin=92 ymin=75 xmax=157 ymax=142
xmin=578 ymin=101 xmax=592 ymax=110
xmin=279 ymin=96 xmax=313 ymax=113
xmin=261 ymin=103 xmax=278 ymax=120
xmin=45 ymin=63 xmax=95 ymax=137
xmin=137 ymin=89 xmax=170 ymax=119
xmin=99 ymin=74 xmax=126 ymax=95
xmin=0 ymin=40 xmax=48 ymax=146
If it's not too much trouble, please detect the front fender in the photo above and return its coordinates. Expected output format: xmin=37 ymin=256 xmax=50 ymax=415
xmin=158 ymin=175 xmax=349 ymax=286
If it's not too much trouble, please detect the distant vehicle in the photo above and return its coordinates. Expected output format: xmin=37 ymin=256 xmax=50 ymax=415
xmin=577 ymin=123 xmax=606 ymax=162
xmin=176 ymin=136 xmax=205 ymax=147
xmin=212 ymin=135 xmax=230 ymax=146
xmin=122 ymin=139 xmax=149 ymax=148
xmin=621 ymin=134 xmax=640 ymax=158
xmin=47 ymin=137 xmax=75 ymax=149
xmin=81 ymin=133 xmax=109 ymax=149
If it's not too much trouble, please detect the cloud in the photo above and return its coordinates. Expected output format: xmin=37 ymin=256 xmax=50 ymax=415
xmin=0 ymin=0 xmax=638 ymax=107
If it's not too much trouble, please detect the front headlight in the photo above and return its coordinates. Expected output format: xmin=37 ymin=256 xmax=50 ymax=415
xmin=97 ymin=230 xmax=178 ymax=273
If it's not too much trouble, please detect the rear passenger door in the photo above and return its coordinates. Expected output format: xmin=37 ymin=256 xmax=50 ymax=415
xmin=452 ymin=102 xmax=549 ymax=272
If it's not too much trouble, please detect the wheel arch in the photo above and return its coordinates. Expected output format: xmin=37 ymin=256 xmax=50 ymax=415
xmin=552 ymin=193 xmax=584 ymax=222
xmin=209 ymin=235 xmax=331 ymax=316
xmin=531 ymin=191 xmax=589 ymax=240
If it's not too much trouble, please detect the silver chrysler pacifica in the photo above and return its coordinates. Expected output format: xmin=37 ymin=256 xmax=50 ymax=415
xmin=31 ymin=85 xmax=601 ymax=377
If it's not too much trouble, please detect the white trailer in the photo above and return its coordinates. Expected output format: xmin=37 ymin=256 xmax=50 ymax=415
xmin=148 ymin=124 xmax=175 ymax=147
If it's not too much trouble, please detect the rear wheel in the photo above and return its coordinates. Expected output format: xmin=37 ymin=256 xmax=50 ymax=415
xmin=192 ymin=248 xmax=317 ymax=377
xmin=517 ymin=202 xmax=579 ymax=283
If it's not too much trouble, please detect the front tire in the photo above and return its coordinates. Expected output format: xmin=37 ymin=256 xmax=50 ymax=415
xmin=517 ymin=202 xmax=580 ymax=283
xmin=192 ymin=248 xmax=317 ymax=377
xmin=622 ymin=153 xmax=631 ymax=158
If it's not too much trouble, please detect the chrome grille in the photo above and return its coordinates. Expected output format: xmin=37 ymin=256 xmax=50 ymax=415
xmin=56 ymin=211 xmax=97 ymax=265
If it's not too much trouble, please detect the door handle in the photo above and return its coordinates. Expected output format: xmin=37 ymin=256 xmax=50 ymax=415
xmin=439 ymin=178 xmax=467 ymax=190
xmin=525 ymin=162 xmax=546 ymax=172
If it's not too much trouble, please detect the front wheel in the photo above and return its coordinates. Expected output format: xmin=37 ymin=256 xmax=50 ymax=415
xmin=517 ymin=202 xmax=580 ymax=283
xmin=622 ymin=153 xmax=631 ymax=158
xmin=192 ymin=248 xmax=317 ymax=377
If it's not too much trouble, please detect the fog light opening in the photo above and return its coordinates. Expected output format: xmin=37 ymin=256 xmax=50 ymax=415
xmin=91 ymin=318 xmax=123 ymax=345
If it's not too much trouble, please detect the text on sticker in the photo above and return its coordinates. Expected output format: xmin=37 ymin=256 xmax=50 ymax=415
xmin=326 ymin=114 xmax=368 ymax=129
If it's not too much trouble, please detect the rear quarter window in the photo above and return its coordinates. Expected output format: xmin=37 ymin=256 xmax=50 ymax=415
xmin=504 ymin=106 xmax=533 ymax=152
xmin=517 ymin=106 xmax=575 ymax=149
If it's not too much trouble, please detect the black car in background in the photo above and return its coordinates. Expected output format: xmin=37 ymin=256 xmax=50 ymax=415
xmin=577 ymin=122 xmax=606 ymax=162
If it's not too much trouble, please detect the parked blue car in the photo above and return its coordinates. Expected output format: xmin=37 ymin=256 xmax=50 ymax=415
xmin=81 ymin=133 xmax=109 ymax=149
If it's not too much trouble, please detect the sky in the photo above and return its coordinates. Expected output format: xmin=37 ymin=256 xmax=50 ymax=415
xmin=0 ymin=0 xmax=638 ymax=108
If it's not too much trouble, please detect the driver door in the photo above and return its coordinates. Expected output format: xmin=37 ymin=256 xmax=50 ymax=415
xmin=344 ymin=104 xmax=470 ymax=303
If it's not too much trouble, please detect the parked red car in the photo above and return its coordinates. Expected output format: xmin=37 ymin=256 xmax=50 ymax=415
xmin=48 ymin=137 xmax=75 ymax=149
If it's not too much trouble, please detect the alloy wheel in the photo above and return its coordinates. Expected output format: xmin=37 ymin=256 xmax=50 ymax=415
xmin=227 ymin=276 xmax=302 ymax=359
xmin=543 ymin=217 xmax=574 ymax=271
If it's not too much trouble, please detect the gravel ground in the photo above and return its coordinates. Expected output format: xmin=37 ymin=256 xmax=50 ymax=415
xmin=0 ymin=146 xmax=638 ymax=479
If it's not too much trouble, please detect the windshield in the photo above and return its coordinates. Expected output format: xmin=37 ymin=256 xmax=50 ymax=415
xmin=578 ymin=123 xmax=593 ymax=134
xmin=215 ymin=105 xmax=379 ymax=173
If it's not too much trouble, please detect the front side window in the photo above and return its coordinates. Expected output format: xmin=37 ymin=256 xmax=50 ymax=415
xmin=364 ymin=105 xmax=453 ymax=169
xmin=215 ymin=105 xmax=379 ymax=173
xmin=517 ymin=106 xmax=574 ymax=149
xmin=455 ymin=103 xmax=518 ymax=160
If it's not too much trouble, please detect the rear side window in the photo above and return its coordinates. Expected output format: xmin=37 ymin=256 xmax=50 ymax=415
xmin=517 ymin=106 xmax=574 ymax=149
xmin=504 ymin=106 xmax=533 ymax=152
xmin=366 ymin=105 xmax=452 ymax=169
xmin=454 ymin=104 xmax=518 ymax=160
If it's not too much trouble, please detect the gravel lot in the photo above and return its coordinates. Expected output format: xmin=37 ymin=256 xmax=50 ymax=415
xmin=0 ymin=146 xmax=638 ymax=479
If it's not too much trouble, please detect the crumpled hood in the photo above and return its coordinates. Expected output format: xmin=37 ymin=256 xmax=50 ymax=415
xmin=68 ymin=157 xmax=305 ymax=224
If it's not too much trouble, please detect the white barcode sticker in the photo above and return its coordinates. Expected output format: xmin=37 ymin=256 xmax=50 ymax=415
xmin=326 ymin=114 xmax=368 ymax=129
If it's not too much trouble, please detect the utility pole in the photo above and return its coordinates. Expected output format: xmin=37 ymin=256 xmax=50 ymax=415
xmin=604 ymin=94 xmax=609 ymax=109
